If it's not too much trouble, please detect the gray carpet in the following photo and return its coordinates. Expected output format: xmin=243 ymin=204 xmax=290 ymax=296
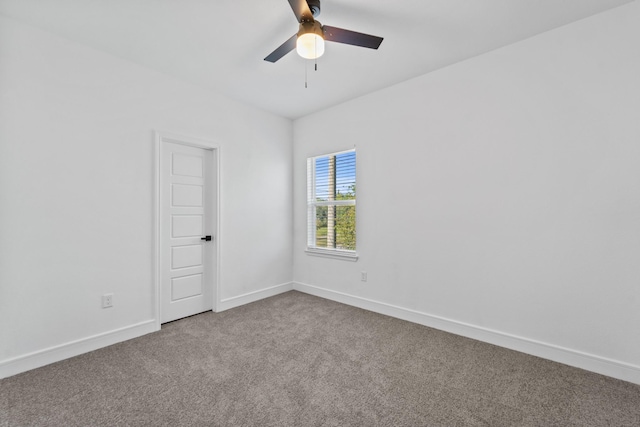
xmin=1 ymin=291 xmax=639 ymax=426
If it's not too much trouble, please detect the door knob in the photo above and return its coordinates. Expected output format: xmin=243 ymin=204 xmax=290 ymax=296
xmin=201 ymin=235 xmax=212 ymax=241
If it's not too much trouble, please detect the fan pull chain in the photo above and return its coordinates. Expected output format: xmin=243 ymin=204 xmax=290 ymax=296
xmin=314 ymin=37 xmax=318 ymax=71
xmin=304 ymin=58 xmax=318 ymax=89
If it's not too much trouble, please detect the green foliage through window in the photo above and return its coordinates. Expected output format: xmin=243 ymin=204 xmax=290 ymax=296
xmin=308 ymin=151 xmax=356 ymax=252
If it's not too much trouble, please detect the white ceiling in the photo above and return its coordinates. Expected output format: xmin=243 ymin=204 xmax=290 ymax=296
xmin=0 ymin=0 xmax=633 ymax=119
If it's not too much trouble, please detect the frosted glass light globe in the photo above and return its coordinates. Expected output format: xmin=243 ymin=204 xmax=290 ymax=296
xmin=296 ymin=33 xmax=325 ymax=59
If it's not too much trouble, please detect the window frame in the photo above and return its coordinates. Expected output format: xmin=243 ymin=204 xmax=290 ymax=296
xmin=306 ymin=148 xmax=358 ymax=262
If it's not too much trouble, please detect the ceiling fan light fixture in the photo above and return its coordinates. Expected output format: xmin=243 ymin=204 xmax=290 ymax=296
xmin=297 ymin=33 xmax=325 ymax=59
xmin=296 ymin=21 xmax=325 ymax=59
xmin=263 ymin=0 xmax=383 ymax=64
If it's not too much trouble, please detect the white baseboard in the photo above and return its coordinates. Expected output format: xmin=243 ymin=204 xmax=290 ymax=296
xmin=217 ymin=282 xmax=294 ymax=312
xmin=0 ymin=320 xmax=158 ymax=379
xmin=5 ymin=283 xmax=637 ymax=385
xmin=0 ymin=282 xmax=294 ymax=379
xmin=293 ymin=282 xmax=640 ymax=385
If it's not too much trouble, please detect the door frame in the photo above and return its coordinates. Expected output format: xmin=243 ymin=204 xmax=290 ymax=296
xmin=154 ymin=131 xmax=221 ymax=329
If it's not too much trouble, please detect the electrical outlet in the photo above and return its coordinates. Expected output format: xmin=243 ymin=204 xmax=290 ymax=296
xmin=102 ymin=293 xmax=113 ymax=308
xmin=361 ymin=271 xmax=367 ymax=282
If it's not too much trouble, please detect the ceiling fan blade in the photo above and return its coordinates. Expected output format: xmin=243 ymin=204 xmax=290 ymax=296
xmin=322 ymin=26 xmax=383 ymax=50
xmin=264 ymin=34 xmax=298 ymax=62
xmin=288 ymin=0 xmax=314 ymax=22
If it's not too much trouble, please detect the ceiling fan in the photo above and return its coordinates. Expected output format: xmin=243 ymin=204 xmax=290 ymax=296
xmin=264 ymin=0 xmax=384 ymax=63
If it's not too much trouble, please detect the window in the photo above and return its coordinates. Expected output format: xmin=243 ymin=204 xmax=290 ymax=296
xmin=307 ymin=149 xmax=357 ymax=260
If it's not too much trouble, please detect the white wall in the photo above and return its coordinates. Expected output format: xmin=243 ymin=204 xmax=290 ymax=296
xmin=0 ymin=16 xmax=292 ymax=375
xmin=293 ymin=2 xmax=640 ymax=383
xmin=3 ymin=2 xmax=639 ymax=384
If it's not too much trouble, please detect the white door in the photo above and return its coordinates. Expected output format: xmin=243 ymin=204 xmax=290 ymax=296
xmin=160 ymin=140 xmax=216 ymax=323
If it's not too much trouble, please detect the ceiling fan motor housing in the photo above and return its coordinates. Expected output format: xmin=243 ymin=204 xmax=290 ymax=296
xmin=298 ymin=20 xmax=323 ymax=38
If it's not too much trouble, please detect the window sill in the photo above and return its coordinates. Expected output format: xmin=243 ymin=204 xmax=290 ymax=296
xmin=305 ymin=248 xmax=359 ymax=262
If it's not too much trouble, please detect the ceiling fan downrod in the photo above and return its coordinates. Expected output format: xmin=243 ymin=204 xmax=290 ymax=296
xmin=307 ymin=0 xmax=321 ymax=17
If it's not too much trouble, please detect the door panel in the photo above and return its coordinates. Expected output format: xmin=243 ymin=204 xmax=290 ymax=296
xmin=171 ymin=245 xmax=202 ymax=269
xmin=172 ymin=153 xmax=203 ymax=177
xmin=171 ymin=184 xmax=203 ymax=206
xmin=161 ymin=141 xmax=215 ymax=323
xmin=171 ymin=274 xmax=203 ymax=301
xmin=171 ymin=215 xmax=203 ymax=238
